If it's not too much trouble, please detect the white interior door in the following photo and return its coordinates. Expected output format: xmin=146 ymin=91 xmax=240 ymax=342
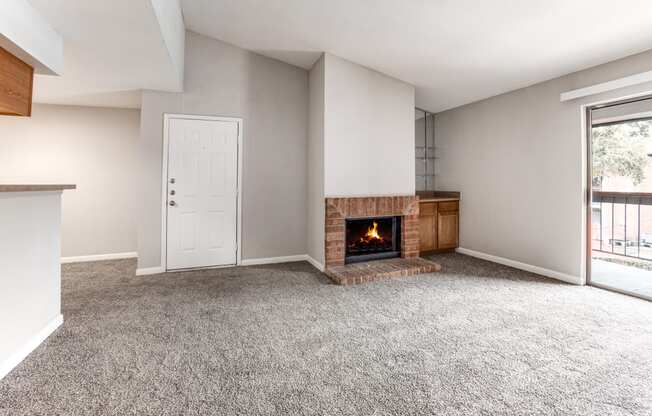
xmin=166 ymin=117 xmax=239 ymax=270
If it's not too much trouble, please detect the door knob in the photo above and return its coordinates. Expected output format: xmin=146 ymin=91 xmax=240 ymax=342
xmin=169 ymin=200 xmax=176 ymax=207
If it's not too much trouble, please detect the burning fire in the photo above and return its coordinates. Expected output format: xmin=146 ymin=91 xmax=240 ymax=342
xmin=361 ymin=221 xmax=383 ymax=242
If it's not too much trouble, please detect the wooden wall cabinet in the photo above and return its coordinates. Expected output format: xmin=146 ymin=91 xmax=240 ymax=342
xmin=419 ymin=200 xmax=459 ymax=253
xmin=0 ymin=46 xmax=34 ymax=117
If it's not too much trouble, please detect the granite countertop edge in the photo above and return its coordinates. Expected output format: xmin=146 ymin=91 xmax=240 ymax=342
xmin=0 ymin=184 xmax=77 ymax=193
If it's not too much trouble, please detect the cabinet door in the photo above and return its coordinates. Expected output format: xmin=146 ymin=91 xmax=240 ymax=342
xmin=0 ymin=47 xmax=33 ymax=116
xmin=437 ymin=211 xmax=459 ymax=249
xmin=419 ymin=203 xmax=437 ymax=252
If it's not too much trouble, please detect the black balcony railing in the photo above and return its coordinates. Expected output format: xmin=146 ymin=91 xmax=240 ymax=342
xmin=592 ymin=191 xmax=652 ymax=260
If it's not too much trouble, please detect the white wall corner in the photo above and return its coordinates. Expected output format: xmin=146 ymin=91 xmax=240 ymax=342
xmin=0 ymin=314 xmax=63 ymax=381
xmin=305 ymin=255 xmax=325 ymax=272
xmin=456 ymin=247 xmax=582 ymax=285
xmin=150 ymin=0 xmax=185 ymax=91
xmin=0 ymin=0 xmax=63 ymax=75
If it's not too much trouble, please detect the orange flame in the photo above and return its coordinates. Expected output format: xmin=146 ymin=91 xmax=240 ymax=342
xmin=361 ymin=221 xmax=383 ymax=242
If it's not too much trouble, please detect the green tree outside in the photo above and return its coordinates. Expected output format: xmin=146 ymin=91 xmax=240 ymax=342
xmin=592 ymin=120 xmax=652 ymax=188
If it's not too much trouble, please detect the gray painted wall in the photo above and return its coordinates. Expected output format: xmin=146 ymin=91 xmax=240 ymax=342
xmin=435 ymin=49 xmax=652 ymax=282
xmin=138 ymin=91 xmax=182 ymax=269
xmin=307 ymin=55 xmax=325 ymax=267
xmin=137 ymin=31 xmax=309 ymax=269
xmin=0 ymin=104 xmax=140 ymax=257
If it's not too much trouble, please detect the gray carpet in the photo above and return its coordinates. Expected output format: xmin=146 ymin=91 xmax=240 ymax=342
xmin=1 ymin=253 xmax=651 ymax=415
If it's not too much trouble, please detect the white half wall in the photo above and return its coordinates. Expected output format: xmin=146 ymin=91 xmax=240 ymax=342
xmin=0 ymin=0 xmax=63 ymax=74
xmin=323 ymin=53 xmax=415 ymax=197
xmin=435 ymin=49 xmax=652 ymax=283
xmin=0 ymin=104 xmax=140 ymax=258
xmin=0 ymin=191 xmax=63 ymax=379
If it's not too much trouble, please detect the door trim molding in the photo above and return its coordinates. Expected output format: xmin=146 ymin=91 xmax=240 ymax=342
xmin=161 ymin=113 xmax=244 ymax=272
xmin=561 ymin=70 xmax=652 ymax=102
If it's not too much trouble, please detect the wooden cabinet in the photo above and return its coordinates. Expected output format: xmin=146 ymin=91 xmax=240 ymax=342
xmin=419 ymin=200 xmax=459 ymax=253
xmin=419 ymin=202 xmax=437 ymax=251
xmin=437 ymin=212 xmax=459 ymax=249
xmin=0 ymin=46 xmax=34 ymax=117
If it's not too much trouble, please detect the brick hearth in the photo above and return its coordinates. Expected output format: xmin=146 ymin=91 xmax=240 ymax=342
xmin=324 ymin=195 xmax=440 ymax=285
xmin=325 ymin=257 xmax=442 ymax=286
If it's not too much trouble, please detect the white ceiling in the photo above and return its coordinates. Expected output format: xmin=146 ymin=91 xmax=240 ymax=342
xmin=182 ymin=0 xmax=652 ymax=112
xmin=23 ymin=1 xmax=652 ymax=111
xmin=28 ymin=0 xmax=181 ymax=109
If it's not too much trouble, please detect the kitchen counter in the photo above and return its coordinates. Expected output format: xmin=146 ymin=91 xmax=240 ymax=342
xmin=416 ymin=191 xmax=460 ymax=203
xmin=0 ymin=184 xmax=76 ymax=192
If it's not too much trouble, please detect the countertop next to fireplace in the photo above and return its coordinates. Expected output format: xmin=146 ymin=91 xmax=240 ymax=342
xmin=416 ymin=191 xmax=460 ymax=203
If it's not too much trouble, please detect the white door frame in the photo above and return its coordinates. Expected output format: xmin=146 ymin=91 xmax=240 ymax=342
xmin=161 ymin=113 xmax=243 ymax=271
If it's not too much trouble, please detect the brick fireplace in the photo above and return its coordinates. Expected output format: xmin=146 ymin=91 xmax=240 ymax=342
xmin=325 ymin=196 xmax=420 ymax=267
xmin=324 ymin=196 xmax=439 ymax=284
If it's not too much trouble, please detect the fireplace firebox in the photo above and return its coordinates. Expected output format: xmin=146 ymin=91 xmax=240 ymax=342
xmin=345 ymin=216 xmax=401 ymax=264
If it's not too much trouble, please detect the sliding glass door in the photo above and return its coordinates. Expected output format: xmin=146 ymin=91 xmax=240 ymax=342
xmin=588 ymin=97 xmax=652 ymax=300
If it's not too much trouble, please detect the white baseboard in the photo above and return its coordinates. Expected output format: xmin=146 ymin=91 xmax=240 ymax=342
xmin=135 ymin=266 xmax=165 ymax=276
xmin=455 ymin=247 xmax=581 ymax=285
xmin=240 ymin=254 xmax=309 ymax=266
xmin=136 ymin=255 xmax=325 ymax=275
xmin=305 ymin=255 xmax=325 ymax=272
xmin=0 ymin=314 xmax=63 ymax=381
xmin=240 ymin=254 xmax=325 ymax=272
xmin=61 ymin=251 xmax=138 ymax=264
